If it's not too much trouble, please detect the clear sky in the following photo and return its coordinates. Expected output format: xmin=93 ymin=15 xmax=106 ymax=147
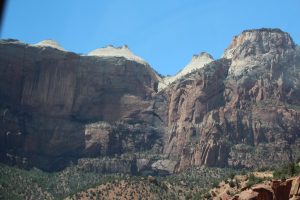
xmin=1 ymin=0 xmax=300 ymax=76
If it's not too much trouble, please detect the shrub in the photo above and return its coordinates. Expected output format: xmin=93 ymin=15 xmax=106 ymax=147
xmin=229 ymin=172 xmax=236 ymax=179
xmin=211 ymin=180 xmax=219 ymax=188
xmin=273 ymin=163 xmax=300 ymax=179
xmin=240 ymin=170 xmax=247 ymax=175
xmin=246 ymin=174 xmax=263 ymax=188
xmin=229 ymin=180 xmax=235 ymax=188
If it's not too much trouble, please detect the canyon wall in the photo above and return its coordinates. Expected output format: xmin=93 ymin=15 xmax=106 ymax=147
xmin=1 ymin=28 xmax=300 ymax=172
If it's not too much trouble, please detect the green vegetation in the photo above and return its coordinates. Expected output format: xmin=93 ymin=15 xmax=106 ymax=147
xmin=158 ymin=166 xmax=242 ymax=189
xmin=0 ymin=163 xmax=124 ymax=200
xmin=273 ymin=162 xmax=300 ymax=179
xmin=0 ymin=163 xmax=243 ymax=200
xmin=246 ymin=173 xmax=264 ymax=187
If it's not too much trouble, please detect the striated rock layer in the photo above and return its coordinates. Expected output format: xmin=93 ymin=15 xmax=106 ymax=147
xmin=1 ymin=28 xmax=300 ymax=172
xmin=0 ymin=40 xmax=161 ymax=170
xmin=159 ymin=52 xmax=214 ymax=90
xmin=159 ymin=28 xmax=300 ymax=171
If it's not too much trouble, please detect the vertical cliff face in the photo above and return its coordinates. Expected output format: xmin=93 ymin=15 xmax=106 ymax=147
xmin=223 ymin=29 xmax=300 ymax=106
xmin=160 ymin=59 xmax=229 ymax=156
xmin=1 ymin=28 xmax=300 ymax=173
xmin=221 ymin=29 xmax=300 ymax=169
xmin=157 ymin=59 xmax=232 ymax=171
xmin=158 ymin=29 xmax=300 ymax=171
xmin=0 ymin=40 xmax=161 ymax=170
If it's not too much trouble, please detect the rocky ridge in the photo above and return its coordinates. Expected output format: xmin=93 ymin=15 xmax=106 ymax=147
xmin=159 ymin=52 xmax=214 ymax=90
xmin=87 ymin=45 xmax=147 ymax=65
xmin=33 ymin=39 xmax=66 ymax=51
xmin=0 ymin=28 xmax=300 ymax=172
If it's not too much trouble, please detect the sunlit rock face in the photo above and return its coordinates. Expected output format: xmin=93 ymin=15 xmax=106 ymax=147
xmin=33 ymin=39 xmax=66 ymax=51
xmin=223 ymin=28 xmax=295 ymax=76
xmin=0 ymin=28 xmax=300 ymax=172
xmin=158 ymin=28 xmax=300 ymax=172
xmin=159 ymin=52 xmax=214 ymax=90
xmin=88 ymin=45 xmax=146 ymax=64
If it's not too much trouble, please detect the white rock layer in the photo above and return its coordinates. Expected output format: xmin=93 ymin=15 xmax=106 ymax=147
xmin=33 ymin=40 xmax=65 ymax=51
xmin=88 ymin=45 xmax=146 ymax=65
xmin=222 ymin=29 xmax=295 ymax=76
xmin=159 ymin=52 xmax=214 ymax=90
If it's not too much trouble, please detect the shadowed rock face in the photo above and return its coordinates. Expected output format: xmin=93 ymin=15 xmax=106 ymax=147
xmin=0 ymin=40 xmax=161 ymax=170
xmin=1 ymin=28 xmax=300 ymax=172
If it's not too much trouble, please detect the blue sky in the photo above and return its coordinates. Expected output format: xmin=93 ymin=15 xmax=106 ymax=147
xmin=1 ymin=0 xmax=300 ymax=75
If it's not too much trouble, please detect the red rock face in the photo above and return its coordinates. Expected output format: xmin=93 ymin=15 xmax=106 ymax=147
xmin=157 ymin=29 xmax=300 ymax=171
xmin=159 ymin=60 xmax=231 ymax=171
xmin=224 ymin=28 xmax=295 ymax=60
xmin=1 ymin=28 xmax=300 ymax=172
xmin=0 ymin=40 xmax=160 ymax=170
xmin=231 ymin=176 xmax=300 ymax=200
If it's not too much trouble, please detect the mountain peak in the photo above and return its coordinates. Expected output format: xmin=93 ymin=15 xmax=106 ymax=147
xmin=223 ymin=28 xmax=295 ymax=59
xmin=242 ymin=28 xmax=286 ymax=34
xmin=192 ymin=52 xmax=213 ymax=60
xmin=159 ymin=52 xmax=214 ymax=90
xmin=87 ymin=45 xmax=146 ymax=64
xmin=183 ymin=52 xmax=214 ymax=73
xmin=33 ymin=39 xmax=65 ymax=51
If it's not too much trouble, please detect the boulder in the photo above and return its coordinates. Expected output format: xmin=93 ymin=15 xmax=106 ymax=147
xmin=237 ymin=189 xmax=259 ymax=200
xmin=290 ymin=177 xmax=300 ymax=199
xmin=151 ymin=159 xmax=177 ymax=175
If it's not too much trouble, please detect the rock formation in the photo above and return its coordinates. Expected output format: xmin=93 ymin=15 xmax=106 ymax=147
xmin=159 ymin=52 xmax=214 ymax=90
xmin=158 ymin=28 xmax=300 ymax=171
xmin=0 ymin=28 xmax=300 ymax=172
xmin=231 ymin=176 xmax=300 ymax=200
xmin=0 ymin=40 xmax=161 ymax=170
xmin=33 ymin=39 xmax=65 ymax=51
xmin=87 ymin=44 xmax=148 ymax=66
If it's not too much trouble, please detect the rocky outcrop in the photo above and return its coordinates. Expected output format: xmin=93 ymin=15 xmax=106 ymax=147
xmin=231 ymin=176 xmax=300 ymax=200
xmin=33 ymin=39 xmax=65 ymax=51
xmin=159 ymin=52 xmax=214 ymax=90
xmin=289 ymin=177 xmax=300 ymax=199
xmin=211 ymin=174 xmax=300 ymax=200
xmin=83 ymin=121 xmax=162 ymax=157
xmin=88 ymin=45 xmax=148 ymax=66
xmin=151 ymin=159 xmax=177 ymax=175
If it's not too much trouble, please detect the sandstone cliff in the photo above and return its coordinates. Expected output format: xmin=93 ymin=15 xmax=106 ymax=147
xmin=0 ymin=40 xmax=162 ymax=170
xmin=158 ymin=28 xmax=300 ymax=171
xmin=158 ymin=52 xmax=214 ymax=90
xmin=1 ymin=28 xmax=300 ymax=172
